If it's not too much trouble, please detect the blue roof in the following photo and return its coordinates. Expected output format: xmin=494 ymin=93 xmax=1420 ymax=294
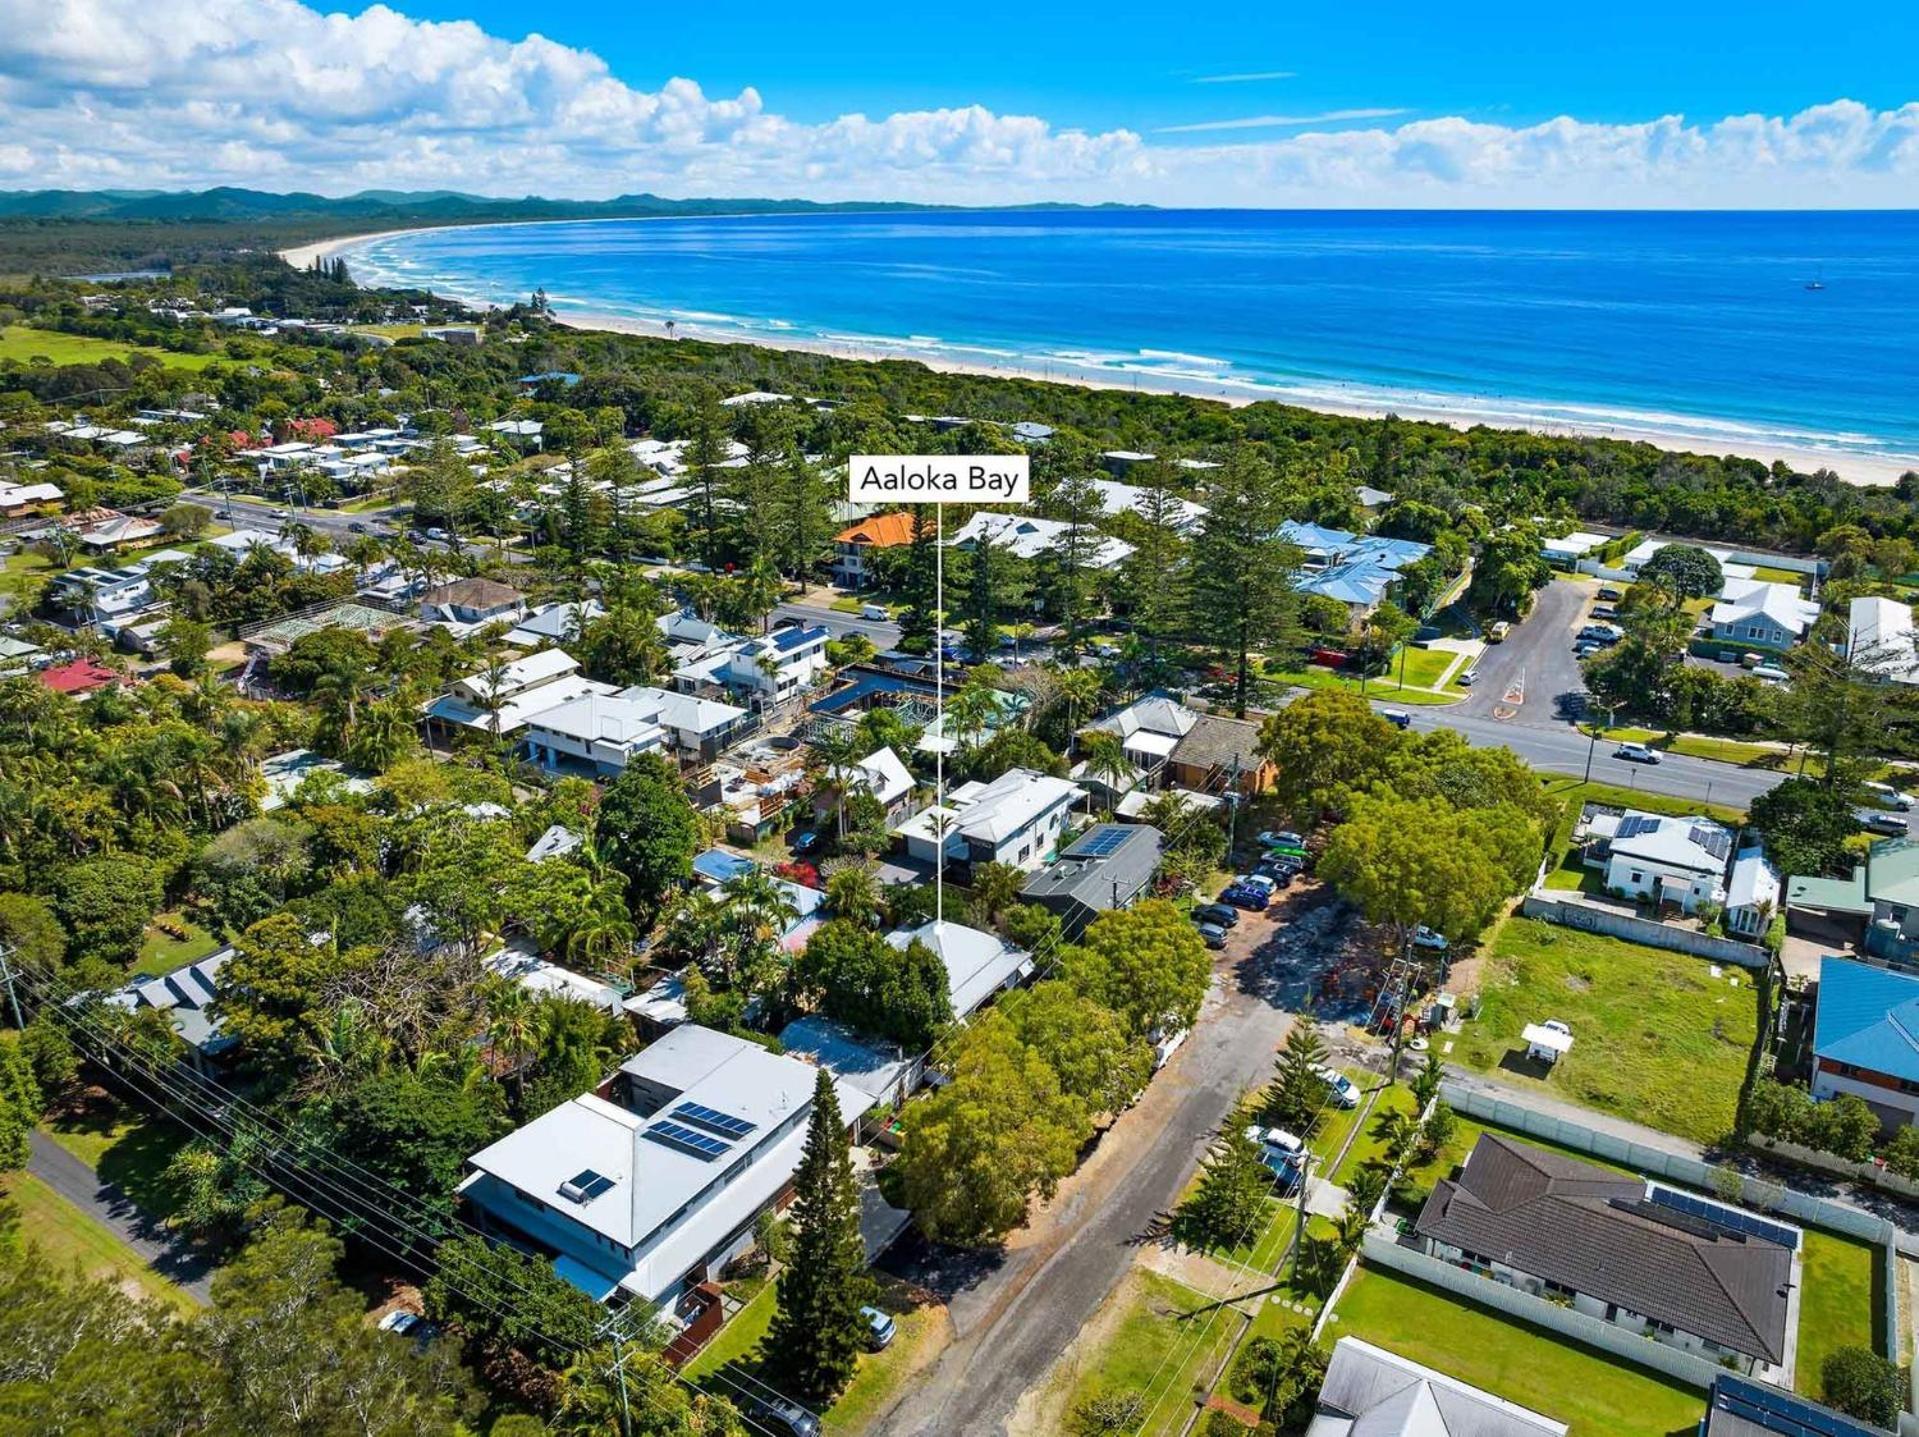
xmin=692 ymin=848 xmax=757 ymax=885
xmin=1299 ymin=559 xmax=1397 ymax=606
xmin=518 ymin=371 xmax=582 ymax=385
xmin=1813 ymin=956 xmax=1919 ymax=1084
xmin=771 ymin=624 xmax=830 ymax=653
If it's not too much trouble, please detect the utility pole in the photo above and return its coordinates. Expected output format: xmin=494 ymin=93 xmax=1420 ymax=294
xmin=1288 ymin=1150 xmax=1316 ymax=1285
xmin=0 ymin=943 xmax=23 ymax=1031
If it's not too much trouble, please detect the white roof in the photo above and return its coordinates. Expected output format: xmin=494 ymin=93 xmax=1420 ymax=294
xmin=1092 ymin=695 xmax=1200 ymax=745
xmin=886 ymin=919 xmax=1033 ymax=1017
xmin=1311 ymin=1336 xmax=1568 ymax=1437
xmin=1727 ymin=846 xmax=1782 ymax=913
xmin=526 ymin=824 xmax=584 ymax=862
xmin=506 ymin=600 xmax=606 ymax=646
xmin=616 ymin=685 xmax=748 ymax=737
xmin=1521 ymin=1023 xmax=1575 ymax=1055
xmin=1086 ymin=477 xmax=1207 ymax=530
xmin=454 ymin=647 xmax=580 ymax=702
xmin=427 ymin=672 xmax=612 ymax=734
xmin=854 ymin=746 xmax=915 ymax=806
xmin=946 ymin=511 xmax=1134 ymax=569
xmin=949 ymin=767 xmax=1083 ymax=844
xmin=720 ymin=391 xmax=795 ymax=407
xmin=482 ymin=940 xmax=623 ymax=1014
xmin=1606 ymin=810 xmax=1734 ymax=877
xmin=1850 ymin=596 xmax=1919 ymax=683
xmin=524 ymin=690 xmax=668 ymax=751
xmin=1710 ymin=580 xmax=1818 ymax=638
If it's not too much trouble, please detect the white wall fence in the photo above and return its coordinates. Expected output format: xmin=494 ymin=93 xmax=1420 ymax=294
xmin=1358 ymin=1230 xmax=1733 ymax=1389
xmin=1748 ymin=1133 xmax=1919 ymax=1205
xmin=1518 ymin=894 xmax=1770 ymax=969
xmin=1442 ymin=1082 xmax=1907 ymax=1373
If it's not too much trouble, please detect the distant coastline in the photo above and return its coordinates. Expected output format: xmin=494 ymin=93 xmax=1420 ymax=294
xmin=286 ymin=218 xmax=1919 ymax=489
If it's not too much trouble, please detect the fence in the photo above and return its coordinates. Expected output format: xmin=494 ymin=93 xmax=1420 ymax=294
xmin=1747 ymin=1133 xmax=1919 ymax=1204
xmin=1359 ymin=1230 xmax=1734 ymax=1389
xmin=1518 ymin=894 xmax=1770 ymax=969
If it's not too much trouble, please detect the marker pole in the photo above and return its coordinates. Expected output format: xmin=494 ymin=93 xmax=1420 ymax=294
xmin=935 ymin=505 xmax=944 ymax=927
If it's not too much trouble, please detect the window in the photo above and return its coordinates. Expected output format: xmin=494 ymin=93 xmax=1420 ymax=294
xmin=1630 ymin=870 xmax=1644 ymax=884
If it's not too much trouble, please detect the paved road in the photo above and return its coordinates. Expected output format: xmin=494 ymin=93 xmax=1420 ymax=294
xmin=1451 ymin=576 xmax=1590 ymax=727
xmin=26 ymin=1129 xmax=214 ymax=1303
xmin=774 ymin=600 xmax=902 ymax=649
xmin=867 ymin=895 xmax=1327 ymax=1437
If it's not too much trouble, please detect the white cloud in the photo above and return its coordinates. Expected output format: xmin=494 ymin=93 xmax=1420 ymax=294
xmin=1156 ymin=109 xmax=1410 ymax=134
xmin=1191 ymin=70 xmax=1297 ymax=85
xmin=0 ymin=0 xmax=1915 ymax=207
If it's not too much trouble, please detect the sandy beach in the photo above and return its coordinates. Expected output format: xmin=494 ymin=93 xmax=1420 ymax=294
xmin=282 ymin=226 xmax=1919 ymax=489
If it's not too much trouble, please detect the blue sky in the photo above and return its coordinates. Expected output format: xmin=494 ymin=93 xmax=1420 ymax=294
xmin=2 ymin=0 xmax=1915 ymax=205
xmin=386 ymin=0 xmax=1915 ymax=138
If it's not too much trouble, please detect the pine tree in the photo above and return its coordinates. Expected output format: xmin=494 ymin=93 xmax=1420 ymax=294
xmin=899 ymin=505 xmax=939 ymax=644
xmin=766 ymin=1069 xmax=873 ymax=1406
xmin=1264 ymin=1023 xmax=1330 ymax=1132
xmin=1175 ymin=1121 xmax=1270 ymax=1249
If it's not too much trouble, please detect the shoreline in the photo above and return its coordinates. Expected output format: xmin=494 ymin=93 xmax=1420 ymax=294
xmin=283 ymin=226 xmax=1919 ymax=489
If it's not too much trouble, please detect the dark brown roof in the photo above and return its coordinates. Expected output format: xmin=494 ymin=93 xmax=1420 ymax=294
xmin=1169 ymin=712 xmax=1263 ymax=773
xmin=1414 ymin=1134 xmax=1790 ymax=1364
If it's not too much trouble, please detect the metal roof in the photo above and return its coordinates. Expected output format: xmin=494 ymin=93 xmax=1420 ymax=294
xmin=1812 ymin=956 xmax=1919 ymax=1086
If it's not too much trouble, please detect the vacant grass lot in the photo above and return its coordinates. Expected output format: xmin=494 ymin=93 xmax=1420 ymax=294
xmin=1795 ymin=1230 xmax=1882 ymax=1397
xmin=43 ymin=1101 xmax=189 ymax=1222
xmin=1270 ymin=653 xmax=1462 ymax=706
xmin=1451 ymin=918 xmax=1758 ymax=1144
xmin=0 ymin=325 xmax=223 ymax=370
xmin=0 ymin=1171 xmax=196 ymax=1313
xmin=1328 ymin=1267 xmax=1704 ymax=1436
xmin=1045 ymin=1269 xmax=1242 ymax=1437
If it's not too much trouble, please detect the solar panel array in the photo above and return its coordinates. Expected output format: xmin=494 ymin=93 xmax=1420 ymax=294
xmin=1073 ymin=826 xmax=1132 ymax=858
xmin=559 ymin=1168 xmax=615 ymax=1203
xmin=1650 ymin=1186 xmax=1800 ymax=1251
xmin=1615 ymin=813 xmax=1661 ymax=840
xmin=1711 ymin=1373 xmax=1883 ymax=1436
xmin=1692 ymin=824 xmax=1734 ymax=862
xmin=645 ymin=1119 xmax=731 ymax=1162
xmin=672 ymin=1101 xmax=757 ymax=1140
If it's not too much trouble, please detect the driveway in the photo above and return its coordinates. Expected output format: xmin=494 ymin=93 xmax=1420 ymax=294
xmin=26 ymin=1130 xmax=214 ymax=1303
xmin=867 ymin=886 xmax=1361 ymax=1437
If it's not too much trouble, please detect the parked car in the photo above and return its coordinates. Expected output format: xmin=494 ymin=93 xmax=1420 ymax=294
xmin=788 ymin=830 xmax=821 ymax=854
xmin=1597 ymin=586 xmax=1623 ymax=601
xmin=1574 ymin=641 xmax=1604 ymax=660
xmin=1487 ymin=620 xmax=1511 ymax=643
xmin=1314 ymin=1066 xmax=1362 ymax=1109
xmin=1865 ymin=781 xmax=1918 ymax=812
xmin=423 ymin=526 xmax=449 ymax=542
xmin=1614 ymin=742 xmax=1661 ymax=764
xmin=1256 ymin=830 xmax=1305 ymax=850
xmin=860 ymin=1306 xmax=897 ymax=1351
xmin=859 ymin=603 xmax=890 ymax=621
xmin=377 ymin=1311 xmax=437 ymax=1344
xmin=1379 ymin=707 xmax=1412 ymax=729
xmin=738 ymin=1395 xmax=822 ymax=1437
xmin=348 ymin=521 xmax=368 ymax=533
xmin=1752 ymin=664 xmax=1790 ymax=683
xmin=1193 ymin=902 xmax=1240 ymax=929
xmin=1251 ymin=860 xmax=1296 ymax=888
xmin=1589 ymin=604 xmax=1617 ymax=620
xmin=1243 ymin=1125 xmax=1306 ymax=1185
xmin=1239 ymin=873 xmax=1279 ymax=897
xmin=1412 ymin=925 xmax=1450 ymax=953
xmin=1578 ymin=622 xmax=1624 ymax=643
xmin=1220 ymin=883 xmax=1269 ymax=911
xmin=1457 ymin=668 xmax=1479 ymax=686
xmin=1196 ymin=921 xmax=1229 ymax=950
xmin=1860 ymin=810 xmax=1909 ymax=836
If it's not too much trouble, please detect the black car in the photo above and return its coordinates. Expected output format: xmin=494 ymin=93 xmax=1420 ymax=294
xmin=1252 ymin=860 xmax=1297 ymax=887
xmin=348 ymin=521 xmax=368 ymax=533
xmin=738 ymin=1395 xmax=821 ymax=1437
xmin=1193 ymin=903 xmax=1240 ymax=930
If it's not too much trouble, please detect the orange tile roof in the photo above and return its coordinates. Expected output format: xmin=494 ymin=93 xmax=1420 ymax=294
xmin=834 ymin=511 xmax=918 ymax=548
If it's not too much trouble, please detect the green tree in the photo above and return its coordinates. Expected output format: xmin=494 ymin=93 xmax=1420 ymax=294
xmin=1821 ymin=1347 xmax=1901 ymax=1427
xmin=765 ymin=1070 xmax=873 ymax=1406
xmin=53 ymin=855 xmax=163 ymax=968
xmin=594 ymin=753 xmax=700 ymax=922
xmin=161 ymin=616 xmax=214 ymax=679
xmin=1061 ymin=900 xmax=1210 ymax=1039
xmin=999 ymin=980 xmax=1153 ymax=1113
xmin=1638 ymin=543 xmax=1724 ymax=601
xmin=1258 ymin=689 xmax=1397 ymax=822
xmin=1265 ymin=1023 xmax=1330 ymax=1132
xmin=0 ymin=892 xmax=66 ymax=975
xmin=1175 ymin=1121 xmax=1270 ymax=1249
xmin=897 ymin=1013 xmax=1088 ymax=1245
xmin=1748 ymin=776 xmax=1861 ymax=878
xmin=425 ymin=1233 xmax=601 ymax=1371
xmin=796 ymin=919 xmax=951 ymax=1049
xmin=1189 ymin=448 xmax=1301 ymax=717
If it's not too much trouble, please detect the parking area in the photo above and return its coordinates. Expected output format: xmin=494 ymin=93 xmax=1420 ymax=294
xmin=1451 ymin=577 xmax=1593 ymax=728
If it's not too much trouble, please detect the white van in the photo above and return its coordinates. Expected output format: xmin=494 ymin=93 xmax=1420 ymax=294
xmin=859 ymin=603 xmax=890 ymax=621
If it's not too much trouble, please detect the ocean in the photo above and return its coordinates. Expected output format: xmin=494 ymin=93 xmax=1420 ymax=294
xmin=335 ymin=209 xmax=1919 ymax=477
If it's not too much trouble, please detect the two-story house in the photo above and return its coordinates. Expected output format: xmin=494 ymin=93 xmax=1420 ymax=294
xmin=459 ymin=1025 xmax=874 ymax=1308
xmin=830 ymin=511 xmax=918 ymax=588
xmin=677 ymin=625 xmax=832 ymax=711
xmin=1786 ymin=837 xmax=1919 ymax=968
xmin=423 ymin=648 xmax=612 ymax=741
xmin=893 ymin=767 xmax=1083 ymax=872
xmin=1810 ymin=955 xmax=1919 ymax=1130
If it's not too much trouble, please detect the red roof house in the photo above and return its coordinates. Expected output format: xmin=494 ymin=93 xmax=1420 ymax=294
xmin=39 ymin=657 xmax=123 ymax=696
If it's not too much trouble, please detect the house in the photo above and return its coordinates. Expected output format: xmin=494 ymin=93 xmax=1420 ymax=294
xmin=418 ymin=577 xmax=526 ymax=628
xmin=76 ymin=512 xmax=164 ymax=552
xmin=1620 ymin=539 xmax=1739 ymax=583
xmin=458 ymin=1024 xmax=877 ymax=1307
xmin=774 ymin=1014 xmax=922 ymax=1107
xmin=1009 ymin=421 xmax=1055 ymax=444
xmin=1540 ymin=530 xmax=1608 ymax=568
xmin=1709 ymin=579 xmax=1819 ymax=652
xmin=487 ymin=418 xmax=545 ymax=450
xmin=1786 ymin=838 xmax=1919 ymax=967
xmin=676 ymin=625 xmax=831 ymax=710
xmin=506 ymin=599 xmax=607 ymax=648
xmin=1099 ymin=449 xmax=1155 ymax=473
xmin=424 ymin=649 xmax=612 ymax=739
xmin=885 ymin=919 xmax=1033 ymax=1019
xmin=1725 ymin=844 xmax=1782 ymax=940
xmin=1167 ymin=711 xmax=1274 ymax=796
xmin=525 ymin=685 xmax=748 ymax=774
xmin=1848 ymin=596 xmax=1919 ymax=685
xmin=1277 ymin=521 xmax=1432 ymax=624
xmin=946 ymin=511 xmax=1134 ymax=570
xmin=38 ymin=657 xmax=122 ymax=697
xmin=258 ymin=748 xmax=372 ymax=810
xmin=482 ymin=940 xmax=624 ymax=1016
xmin=0 ymin=635 xmax=43 ymax=677
xmin=830 ymin=511 xmax=918 ymax=588
xmin=517 ymin=371 xmax=582 ymax=393
xmin=1022 ymin=823 xmax=1164 ymax=920
xmin=526 ymin=824 xmax=584 ymax=863
xmin=105 ymin=949 xmax=236 ymax=1072
xmin=1414 ymin=1133 xmax=1794 ymax=1377
xmin=0 ymin=479 xmax=63 ymax=515
xmin=422 ymin=326 xmax=483 ymax=345
xmin=1307 ymin=1336 xmax=1568 ymax=1437
xmin=1809 ymin=956 xmax=1919 ymax=1129
xmin=49 ymin=563 xmax=162 ymax=624
xmin=1087 ymin=695 xmax=1201 ymax=790
xmin=686 ymin=848 xmax=825 ymax=951
xmin=1703 ymin=1372 xmax=1894 ymax=1437
xmin=1586 ymin=809 xmax=1734 ymax=913
xmin=893 ymin=767 xmax=1082 ymax=871
xmin=847 ymin=746 xmax=916 ymax=819
xmin=1086 ymin=478 xmax=1207 ymax=532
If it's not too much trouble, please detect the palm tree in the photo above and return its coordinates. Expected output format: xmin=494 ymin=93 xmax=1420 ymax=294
xmin=824 ymin=864 xmax=880 ymax=928
xmin=809 ymin=724 xmax=865 ymax=844
xmin=947 ymin=678 xmax=1001 ymax=753
xmin=477 ymin=651 xmax=514 ymax=744
xmin=1078 ymin=728 xmax=1130 ymax=813
xmin=1051 ymin=666 xmax=1102 ymax=756
xmin=484 ymin=983 xmax=541 ymax=1100
xmin=565 ymin=883 xmax=637 ymax=969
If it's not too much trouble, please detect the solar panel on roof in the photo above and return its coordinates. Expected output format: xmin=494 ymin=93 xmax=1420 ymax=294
xmin=1616 ymin=814 xmax=1659 ymax=839
xmin=1713 ymin=1373 xmax=1883 ymax=1436
xmin=1692 ymin=825 xmax=1734 ymax=862
xmin=1650 ymin=1186 xmax=1800 ymax=1251
xmin=1074 ymin=827 xmax=1131 ymax=857
xmin=671 ymin=1101 xmax=757 ymax=1140
xmin=558 ymin=1168 xmax=615 ymax=1203
xmin=645 ymin=1120 xmax=731 ymax=1161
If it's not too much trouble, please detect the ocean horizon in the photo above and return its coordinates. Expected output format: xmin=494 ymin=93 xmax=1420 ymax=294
xmin=331 ymin=209 xmax=1919 ymax=480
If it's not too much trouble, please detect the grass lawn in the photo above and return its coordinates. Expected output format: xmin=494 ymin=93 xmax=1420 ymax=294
xmin=0 ymin=325 xmax=222 ymax=370
xmin=1449 ymin=918 xmax=1759 ymax=1145
xmin=0 ymin=545 xmax=56 ymax=601
xmin=1270 ymin=663 xmax=1463 ymax=707
xmin=1795 ymin=1230 xmax=1882 ymax=1397
xmin=42 ymin=1099 xmax=189 ymax=1221
xmin=686 ymin=1273 xmax=948 ymax=1434
xmin=1049 ymin=1269 xmax=1244 ymax=1437
xmin=134 ymin=913 xmax=223 ymax=978
xmin=0 ymin=1171 xmax=196 ymax=1313
xmin=1749 ymin=565 xmax=1810 ymax=587
xmin=1328 ymin=1266 xmax=1704 ymax=1436
xmin=1330 ymin=1083 xmax=1420 ymax=1186
xmin=1597 ymin=726 xmax=1793 ymax=770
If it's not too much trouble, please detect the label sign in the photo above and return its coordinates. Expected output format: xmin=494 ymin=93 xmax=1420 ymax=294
xmin=848 ymin=454 xmax=1029 ymax=504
